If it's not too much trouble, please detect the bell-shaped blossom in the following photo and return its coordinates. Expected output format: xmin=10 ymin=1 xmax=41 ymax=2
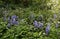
xmin=11 ymin=20 xmax=19 ymax=25
xmin=11 ymin=15 xmax=18 ymax=19
xmin=7 ymin=15 xmax=19 ymax=28
xmin=45 ymin=23 xmax=50 ymax=35
xmin=33 ymin=20 xmax=38 ymax=27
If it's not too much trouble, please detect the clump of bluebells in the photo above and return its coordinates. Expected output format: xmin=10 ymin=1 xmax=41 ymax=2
xmin=33 ymin=20 xmax=43 ymax=29
xmin=33 ymin=13 xmax=59 ymax=35
xmin=7 ymin=15 xmax=19 ymax=28
xmin=2 ymin=12 xmax=59 ymax=36
xmin=33 ymin=20 xmax=50 ymax=35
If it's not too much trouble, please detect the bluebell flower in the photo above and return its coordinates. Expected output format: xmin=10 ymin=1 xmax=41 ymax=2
xmin=12 ymin=18 xmax=16 ymax=21
xmin=45 ymin=23 xmax=50 ymax=35
xmin=38 ymin=22 xmax=43 ymax=28
xmin=11 ymin=20 xmax=19 ymax=25
xmin=33 ymin=20 xmax=38 ymax=27
xmin=11 ymin=15 xmax=18 ymax=25
xmin=11 ymin=15 xmax=18 ymax=19
xmin=7 ymin=15 xmax=19 ymax=28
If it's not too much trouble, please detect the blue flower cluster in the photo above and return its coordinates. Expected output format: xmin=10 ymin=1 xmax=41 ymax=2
xmin=33 ymin=20 xmax=50 ymax=35
xmin=33 ymin=20 xmax=43 ymax=28
xmin=7 ymin=15 xmax=19 ymax=28
xmin=3 ymin=13 xmax=58 ymax=35
xmin=33 ymin=14 xmax=59 ymax=35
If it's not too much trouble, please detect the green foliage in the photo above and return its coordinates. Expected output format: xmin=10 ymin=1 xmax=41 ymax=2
xmin=0 ymin=0 xmax=60 ymax=39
